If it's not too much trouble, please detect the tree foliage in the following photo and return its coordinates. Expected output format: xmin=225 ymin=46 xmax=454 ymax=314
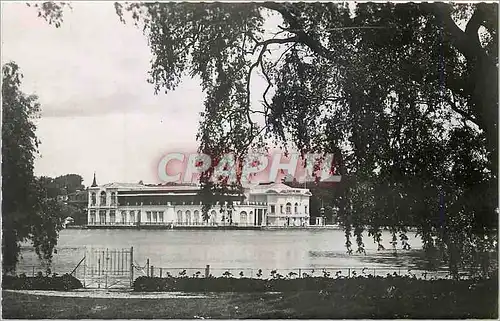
xmin=112 ymin=2 xmax=498 ymax=277
xmin=39 ymin=174 xmax=85 ymax=198
xmin=2 ymin=62 xmax=65 ymax=273
xmin=32 ymin=2 xmax=498 ymax=277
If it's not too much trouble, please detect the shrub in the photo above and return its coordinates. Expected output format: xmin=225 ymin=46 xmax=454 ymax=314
xmin=132 ymin=274 xmax=498 ymax=300
xmin=2 ymin=273 xmax=83 ymax=291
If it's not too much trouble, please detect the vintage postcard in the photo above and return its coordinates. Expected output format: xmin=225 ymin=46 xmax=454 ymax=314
xmin=1 ymin=1 xmax=498 ymax=319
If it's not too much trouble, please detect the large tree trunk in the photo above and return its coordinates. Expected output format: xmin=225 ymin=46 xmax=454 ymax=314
xmin=432 ymin=3 xmax=498 ymax=174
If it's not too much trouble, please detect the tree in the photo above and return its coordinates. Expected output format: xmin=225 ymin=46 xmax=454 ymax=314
xmin=2 ymin=62 xmax=65 ymax=273
xmin=53 ymin=174 xmax=85 ymax=195
xmin=119 ymin=2 xmax=498 ymax=277
xmin=32 ymin=2 xmax=498 ymax=276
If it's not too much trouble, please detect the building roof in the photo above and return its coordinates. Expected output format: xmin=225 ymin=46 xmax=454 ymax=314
xmin=251 ymin=182 xmax=311 ymax=195
xmin=99 ymin=182 xmax=201 ymax=191
xmin=93 ymin=181 xmax=311 ymax=196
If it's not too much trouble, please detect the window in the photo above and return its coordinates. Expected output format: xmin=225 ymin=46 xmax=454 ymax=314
xmin=100 ymin=191 xmax=106 ymax=205
xmin=121 ymin=211 xmax=127 ymax=223
xmin=185 ymin=210 xmax=191 ymax=225
xmin=159 ymin=211 xmax=164 ymax=222
xmin=177 ymin=210 xmax=183 ymax=224
xmin=153 ymin=211 xmax=158 ymax=222
xmin=294 ymin=203 xmax=298 ymax=214
xmin=305 ymin=205 xmax=308 ymax=214
xmin=110 ymin=192 xmax=116 ymax=205
xmin=90 ymin=210 xmax=96 ymax=224
xmin=99 ymin=210 xmax=106 ymax=224
xmin=280 ymin=205 xmax=284 ymax=213
xmin=146 ymin=211 xmax=151 ymax=223
xmin=286 ymin=203 xmax=292 ymax=214
xmin=130 ymin=211 xmax=135 ymax=224
xmin=240 ymin=211 xmax=247 ymax=225
xmin=270 ymin=205 xmax=275 ymax=213
xmin=110 ymin=210 xmax=116 ymax=223
xmin=91 ymin=193 xmax=96 ymax=206
xmin=193 ymin=210 xmax=200 ymax=225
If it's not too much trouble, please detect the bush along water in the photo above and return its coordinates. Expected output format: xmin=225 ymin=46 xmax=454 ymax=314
xmin=133 ymin=272 xmax=498 ymax=293
xmin=3 ymin=273 xmax=83 ymax=291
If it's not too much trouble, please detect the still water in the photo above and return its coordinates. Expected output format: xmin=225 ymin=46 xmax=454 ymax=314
xmin=17 ymin=228 xmax=440 ymax=277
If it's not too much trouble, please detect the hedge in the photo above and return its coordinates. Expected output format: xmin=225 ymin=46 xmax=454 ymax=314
xmin=132 ymin=275 xmax=497 ymax=318
xmin=133 ymin=274 xmax=497 ymax=294
xmin=3 ymin=274 xmax=83 ymax=291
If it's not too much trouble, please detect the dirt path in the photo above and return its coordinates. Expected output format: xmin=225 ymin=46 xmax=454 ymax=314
xmin=3 ymin=289 xmax=210 ymax=299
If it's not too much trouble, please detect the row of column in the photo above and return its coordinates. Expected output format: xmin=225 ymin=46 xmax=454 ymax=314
xmin=88 ymin=207 xmax=269 ymax=226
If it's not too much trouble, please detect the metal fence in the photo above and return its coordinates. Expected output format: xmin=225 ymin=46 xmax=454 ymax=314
xmin=14 ymin=247 xmax=134 ymax=289
xmin=137 ymin=264 xmax=455 ymax=280
xmin=13 ymin=262 xmax=461 ymax=282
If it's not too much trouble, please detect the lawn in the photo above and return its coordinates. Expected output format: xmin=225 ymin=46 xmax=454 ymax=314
xmin=3 ymin=286 xmax=498 ymax=319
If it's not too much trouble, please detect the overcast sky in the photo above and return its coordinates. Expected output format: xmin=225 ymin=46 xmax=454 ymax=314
xmin=2 ymin=2 xmax=272 ymax=186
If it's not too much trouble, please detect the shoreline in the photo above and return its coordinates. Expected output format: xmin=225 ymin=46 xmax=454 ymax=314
xmin=66 ymin=224 xmax=344 ymax=230
xmin=66 ymin=225 xmax=417 ymax=231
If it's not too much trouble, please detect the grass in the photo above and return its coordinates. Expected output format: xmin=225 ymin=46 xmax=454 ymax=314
xmin=3 ymin=285 xmax=498 ymax=319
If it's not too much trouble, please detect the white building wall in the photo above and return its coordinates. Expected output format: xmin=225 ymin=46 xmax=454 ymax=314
xmin=87 ymin=183 xmax=310 ymax=227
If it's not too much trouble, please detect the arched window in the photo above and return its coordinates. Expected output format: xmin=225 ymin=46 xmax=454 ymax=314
xmin=109 ymin=210 xmax=116 ymax=223
xmin=249 ymin=211 xmax=254 ymax=226
xmin=240 ymin=211 xmax=248 ymax=226
xmin=294 ymin=203 xmax=298 ymax=214
xmin=90 ymin=210 xmax=96 ymax=224
xmin=177 ymin=210 xmax=183 ymax=224
xmin=210 ymin=210 xmax=217 ymax=225
xmin=100 ymin=191 xmax=106 ymax=205
xmin=121 ymin=211 xmax=126 ymax=224
xmin=193 ymin=210 xmax=200 ymax=225
xmin=91 ymin=193 xmax=96 ymax=206
xmin=185 ymin=210 xmax=191 ymax=225
xmin=286 ymin=202 xmax=292 ymax=214
xmin=130 ymin=211 xmax=135 ymax=224
xmin=111 ymin=192 xmax=116 ymax=205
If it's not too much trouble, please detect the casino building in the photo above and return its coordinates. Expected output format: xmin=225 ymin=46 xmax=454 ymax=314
xmin=87 ymin=174 xmax=312 ymax=228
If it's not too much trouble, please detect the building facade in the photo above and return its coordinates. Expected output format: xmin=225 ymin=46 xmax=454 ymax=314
xmin=87 ymin=177 xmax=311 ymax=228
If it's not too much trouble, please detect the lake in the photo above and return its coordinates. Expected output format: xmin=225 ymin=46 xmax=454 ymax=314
xmin=17 ymin=228 xmax=445 ymax=278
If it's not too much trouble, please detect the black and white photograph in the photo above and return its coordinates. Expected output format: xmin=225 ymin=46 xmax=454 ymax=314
xmin=1 ymin=1 xmax=498 ymax=319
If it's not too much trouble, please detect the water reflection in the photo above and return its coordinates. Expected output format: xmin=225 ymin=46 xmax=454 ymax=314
xmin=17 ymin=228 xmax=438 ymax=274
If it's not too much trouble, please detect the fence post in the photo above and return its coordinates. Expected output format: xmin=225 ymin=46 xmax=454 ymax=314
xmin=97 ymin=258 xmax=101 ymax=289
xmin=129 ymin=246 xmax=134 ymax=287
xmin=146 ymin=258 xmax=150 ymax=277
xmin=83 ymin=258 xmax=86 ymax=288
xmin=151 ymin=266 xmax=154 ymax=277
xmin=205 ymin=265 xmax=210 ymax=278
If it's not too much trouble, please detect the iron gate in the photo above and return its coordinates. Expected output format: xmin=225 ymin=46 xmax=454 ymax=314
xmin=80 ymin=247 xmax=134 ymax=289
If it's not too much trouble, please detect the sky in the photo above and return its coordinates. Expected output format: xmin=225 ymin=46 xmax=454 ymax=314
xmin=1 ymin=2 xmax=272 ymax=186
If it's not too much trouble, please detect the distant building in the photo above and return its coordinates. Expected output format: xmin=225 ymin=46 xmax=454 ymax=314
xmin=87 ymin=176 xmax=311 ymax=228
xmin=67 ymin=190 xmax=88 ymax=205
